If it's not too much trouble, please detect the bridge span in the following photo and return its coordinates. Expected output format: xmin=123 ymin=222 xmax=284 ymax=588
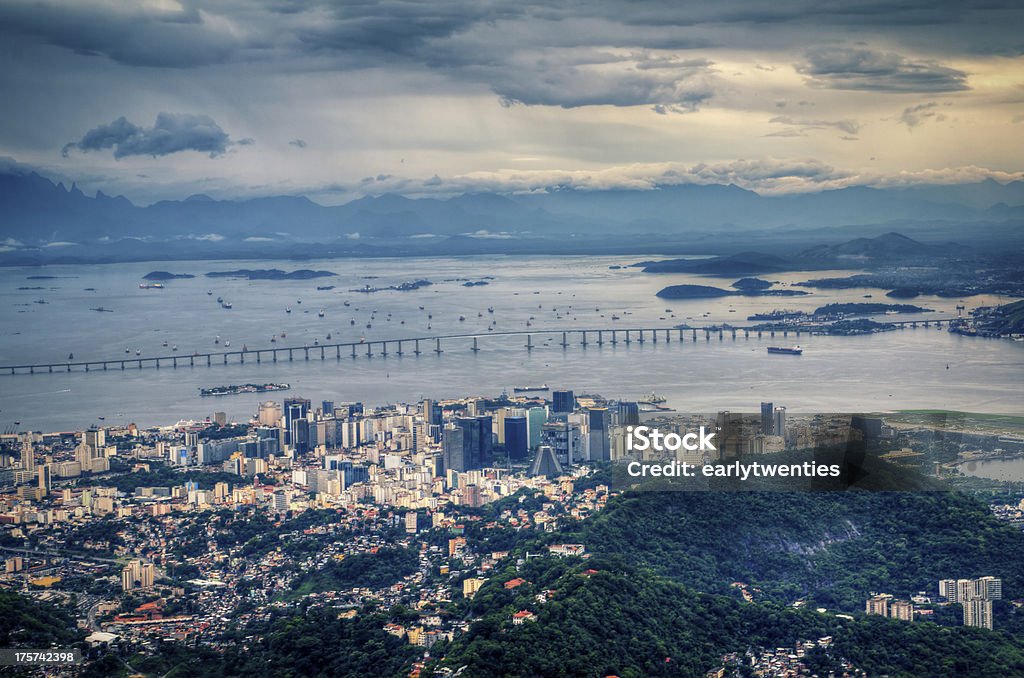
xmin=0 ymin=318 xmax=958 ymax=376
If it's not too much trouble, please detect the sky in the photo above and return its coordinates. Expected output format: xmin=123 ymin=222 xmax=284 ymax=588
xmin=1 ymin=0 xmax=1023 ymax=204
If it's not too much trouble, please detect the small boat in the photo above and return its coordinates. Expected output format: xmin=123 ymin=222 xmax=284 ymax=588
xmin=207 ymin=290 xmax=213 ymax=295
xmin=222 ymin=301 xmax=233 ymax=309
xmin=488 ymin=307 xmax=494 ymax=313
xmin=350 ymin=319 xmax=355 ymax=325
xmin=224 ymin=340 xmax=230 ymax=347
xmin=428 ymin=313 xmax=433 ymax=319
xmin=163 ymin=340 xmax=169 ymax=347
xmin=459 ymin=315 xmax=466 ymax=321
xmin=343 ymin=301 xmax=351 ymax=307
xmin=366 ymin=323 xmax=372 ymax=329
xmin=286 ymin=306 xmax=292 ymax=314
xmin=217 ymin=296 xmax=223 ymax=303
xmin=135 ymin=349 xmax=141 ymax=356
xmin=280 ymin=332 xmax=286 ymax=338
xmin=68 ymin=353 xmax=74 ymax=360
xmin=125 ymin=347 xmax=130 ymax=353
xmin=326 ymin=333 xmax=332 ymax=340
xmin=242 ymin=344 xmax=248 ymax=352
xmin=172 ymin=345 xmax=178 ymax=351
xmin=215 ymin=335 xmax=220 ymax=344
xmin=419 ymin=306 xmax=424 ymax=310
xmin=296 ymin=299 xmax=302 ymax=304
xmin=271 ymin=335 xmax=277 ymax=343
xmin=318 ymin=309 xmax=325 ymax=318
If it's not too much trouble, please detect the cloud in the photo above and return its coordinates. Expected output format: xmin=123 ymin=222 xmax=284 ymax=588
xmin=899 ymin=102 xmax=948 ymax=128
xmin=798 ymin=46 xmax=969 ymax=92
xmin=769 ymin=115 xmax=862 ymax=135
xmin=490 ymin=49 xmax=718 ymax=111
xmin=62 ymin=113 xmax=233 ymax=159
xmin=289 ymin=139 xmax=308 ymax=148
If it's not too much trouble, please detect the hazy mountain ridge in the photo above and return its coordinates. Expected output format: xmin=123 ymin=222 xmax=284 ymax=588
xmin=2 ymin=170 xmax=1023 ymax=264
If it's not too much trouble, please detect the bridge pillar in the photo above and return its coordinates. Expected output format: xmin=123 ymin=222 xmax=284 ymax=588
xmin=337 ymin=345 xmax=341 ymax=359
xmin=581 ymin=331 xmax=587 ymax=347
xmin=156 ymin=359 xmax=160 ymax=369
xmin=223 ymin=354 xmax=227 ymax=365
xmin=692 ymin=329 xmax=697 ymax=341
xmin=597 ymin=330 xmax=603 ymax=346
xmin=757 ymin=330 xmax=762 ymax=338
xmin=625 ymin=330 xmax=631 ymax=344
xmin=49 ymin=365 xmax=52 ymax=373
xmin=415 ymin=339 xmax=421 ymax=355
xmin=396 ymin=341 xmax=403 ymax=356
xmin=352 ymin=344 xmax=357 ymax=358
xmin=382 ymin=342 xmax=388 ymax=357
xmin=744 ymin=329 xmax=749 ymax=338
xmin=770 ymin=330 xmax=775 ymax=337
xmin=652 ymin=329 xmax=657 ymax=344
xmin=256 ymin=352 xmax=261 ymax=364
xmin=173 ymin=357 xmax=177 ymax=368
xmin=561 ymin=332 xmax=568 ymax=348
xmin=611 ymin=330 xmax=617 ymax=345
xmin=526 ymin=335 xmax=533 ymax=350
xmin=240 ymin=352 xmax=244 ymax=364
xmin=472 ymin=337 xmax=479 ymax=352
xmin=190 ymin=356 xmax=194 ymax=367
xmin=638 ymin=329 xmax=645 ymax=344
xmin=321 ymin=346 xmax=326 ymax=360
xmin=796 ymin=330 xmax=800 ymax=337
xmin=85 ymin=364 xmax=89 ymax=372
xmin=435 ymin=338 xmax=442 ymax=354
xmin=367 ymin=343 xmax=372 ymax=358
xmin=138 ymin=360 xmax=143 ymax=369
xmin=289 ymin=349 xmax=293 ymax=361
xmin=304 ymin=347 xmax=309 ymax=360
xmin=731 ymin=329 xmax=736 ymax=339
xmin=666 ymin=329 xmax=671 ymax=342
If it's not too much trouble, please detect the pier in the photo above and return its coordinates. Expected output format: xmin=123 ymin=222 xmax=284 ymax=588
xmin=0 ymin=318 xmax=958 ymax=376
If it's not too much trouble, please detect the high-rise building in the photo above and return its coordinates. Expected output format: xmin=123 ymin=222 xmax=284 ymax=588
xmin=213 ymin=411 xmax=227 ymax=426
xmin=405 ymin=512 xmax=418 ymax=534
xmin=504 ymin=417 xmax=528 ymax=462
xmin=585 ymin=408 xmax=610 ymax=462
xmin=443 ymin=416 xmax=493 ymax=472
xmin=541 ymin=420 xmax=580 ymax=466
xmin=773 ymin=407 xmax=787 ymax=441
xmin=20 ymin=443 xmax=34 ymax=473
xmin=423 ymin=399 xmax=442 ymax=427
xmin=526 ymin=407 xmax=547 ymax=449
xmin=321 ymin=400 xmax=335 ymax=417
xmin=890 ymin=600 xmax=914 ymax=621
xmin=37 ymin=465 xmax=51 ymax=496
xmin=760 ymin=402 xmax=774 ymax=435
xmin=258 ymin=401 xmax=283 ymax=427
xmin=616 ymin=401 xmax=640 ymax=427
xmin=283 ymin=398 xmax=311 ymax=454
xmin=551 ymin=390 xmax=575 ymax=414
xmin=865 ymin=594 xmax=890 ymax=617
xmin=964 ymin=598 xmax=994 ymax=630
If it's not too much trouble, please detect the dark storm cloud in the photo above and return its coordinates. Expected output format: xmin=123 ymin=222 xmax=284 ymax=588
xmin=0 ymin=1 xmax=240 ymax=67
xmin=798 ymin=46 xmax=970 ymax=92
xmin=899 ymin=102 xmax=948 ymax=127
xmin=62 ymin=113 xmax=233 ymax=159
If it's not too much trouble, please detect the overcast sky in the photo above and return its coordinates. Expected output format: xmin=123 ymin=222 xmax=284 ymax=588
xmin=1 ymin=0 xmax=1023 ymax=204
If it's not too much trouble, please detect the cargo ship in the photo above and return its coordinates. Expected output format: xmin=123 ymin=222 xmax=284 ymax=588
xmin=767 ymin=346 xmax=803 ymax=355
xmin=200 ymin=383 xmax=291 ymax=397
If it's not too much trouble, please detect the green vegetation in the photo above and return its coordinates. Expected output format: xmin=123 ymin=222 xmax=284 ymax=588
xmin=291 ymin=546 xmax=418 ymax=596
xmin=813 ymin=302 xmax=930 ymax=315
xmin=0 ymin=590 xmax=82 ymax=648
xmin=77 ymin=464 xmax=241 ymax=492
xmin=439 ymin=557 xmax=1024 ymax=678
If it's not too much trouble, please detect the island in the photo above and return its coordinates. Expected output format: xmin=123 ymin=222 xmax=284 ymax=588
xmin=656 ymin=282 xmax=808 ymax=300
xmin=199 ymin=383 xmax=291 ymax=397
xmin=205 ymin=269 xmax=337 ymax=280
xmin=813 ymin=302 xmax=932 ymax=316
xmin=351 ymin=279 xmax=432 ymax=293
xmin=144 ymin=271 xmax=195 ymax=280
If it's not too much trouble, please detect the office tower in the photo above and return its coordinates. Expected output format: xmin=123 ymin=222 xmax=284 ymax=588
xmin=552 ymin=390 xmax=575 ymax=414
xmin=321 ymin=400 xmax=335 ymax=417
xmin=463 ymin=484 xmax=483 ymax=508
xmin=530 ymin=445 xmax=564 ymax=478
xmin=980 ymin=576 xmax=1002 ymax=600
xmin=213 ymin=411 xmax=227 ymax=426
xmin=37 ymin=465 xmax=51 ymax=495
xmin=467 ymin=398 xmax=484 ymax=417
xmin=773 ymin=406 xmax=787 ymax=441
xmin=527 ymin=407 xmax=547 ymax=449
xmin=258 ymin=401 xmax=283 ymax=427
xmin=20 ymin=443 xmax=34 ymax=473
xmin=423 ymin=399 xmax=442 ymax=427
xmin=585 ymin=408 xmax=610 ymax=462
xmin=760 ymin=402 xmax=774 ymax=435
xmin=964 ymin=599 xmax=993 ymax=630
xmin=541 ymin=420 xmax=580 ymax=466
xmin=504 ymin=417 xmax=528 ymax=462
xmin=84 ymin=428 xmax=106 ymax=451
xmin=616 ymin=401 xmax=640 ymax=427
xmin=444 ymin=416 xmax=493 ymax=472
xmin=283 ymin=397 xmax=311 ymax=454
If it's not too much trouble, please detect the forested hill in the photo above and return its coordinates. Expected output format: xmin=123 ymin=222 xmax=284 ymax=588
xmin=432 ymin=483 xmax=1024 ymax=676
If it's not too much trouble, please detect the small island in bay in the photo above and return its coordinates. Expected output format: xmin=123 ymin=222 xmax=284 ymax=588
xmin=656 ymin=279 xmax=809 ymax=300
xmin=351 ymin=279 xmax=433 ymax=293
xmin=813 ymin=302 xmax=932 ymax=316
xmin=144 ymin=271 xmax=195 ymax=280
xmin=206 ymin=269 xmax=337 ymax=280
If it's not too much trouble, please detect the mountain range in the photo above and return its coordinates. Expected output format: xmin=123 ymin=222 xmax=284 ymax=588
xmin=2 ymin=169 xmax=1023 ymax=264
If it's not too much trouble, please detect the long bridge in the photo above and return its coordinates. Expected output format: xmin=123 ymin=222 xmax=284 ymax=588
xmin=0 ymin=318 xmax=959 ymax=376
